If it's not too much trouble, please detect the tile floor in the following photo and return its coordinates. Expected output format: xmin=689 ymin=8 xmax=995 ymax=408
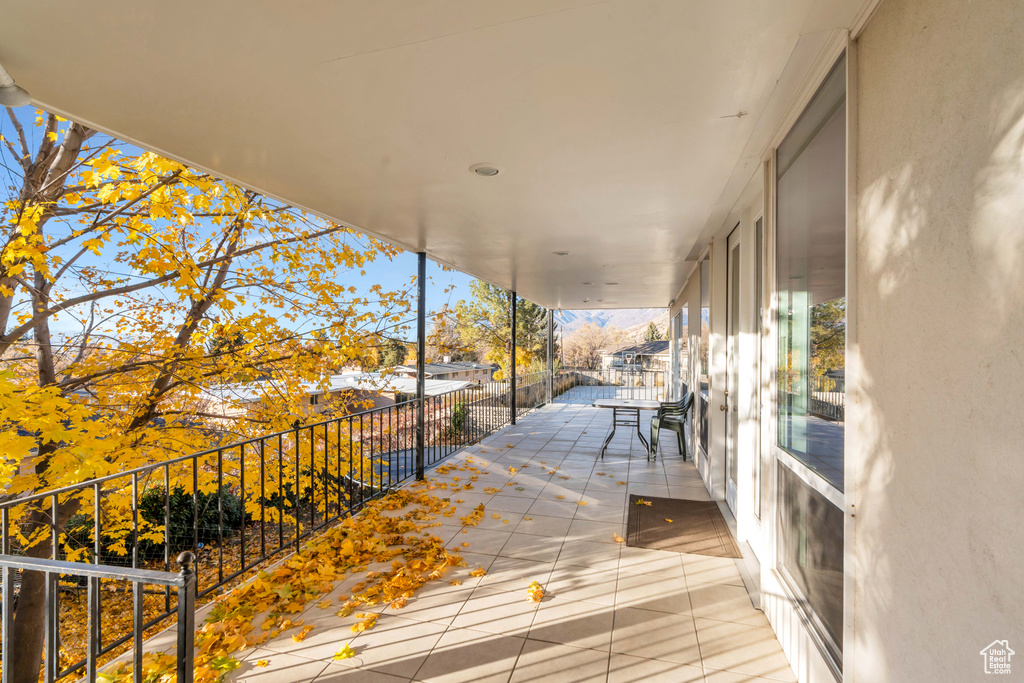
xmin=230 ymin=399 xmax=795 ymax=682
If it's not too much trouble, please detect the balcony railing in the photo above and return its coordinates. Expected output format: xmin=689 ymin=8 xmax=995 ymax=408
xmin=0 ymin=373 xmax=557 ymax=682
xmin=553 ymin=367 xmax=667 ymax=402
xmin=778 ymin=375 xmax=846 ymax=423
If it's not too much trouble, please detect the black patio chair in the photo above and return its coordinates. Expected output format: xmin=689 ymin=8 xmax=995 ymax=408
xmin=650 ymin=392 xmax=693 ymax=460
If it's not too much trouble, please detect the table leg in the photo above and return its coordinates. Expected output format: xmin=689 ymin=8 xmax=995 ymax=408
xmin=635 ymin=413 xmax=652 ymax=461
xmin=599 ymin=407 xmax=618 ymax=460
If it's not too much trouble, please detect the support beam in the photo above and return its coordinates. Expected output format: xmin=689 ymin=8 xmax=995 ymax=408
xmin=546 ymin=309 xmax=554 ymax=404
xmin=415 ymin=252 xmax=426 ymax=480
xmin=510 ymin=291 xmax=517 ymax=425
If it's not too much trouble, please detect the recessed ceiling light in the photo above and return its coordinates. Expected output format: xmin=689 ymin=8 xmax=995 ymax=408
xmin=469 ymin=163 xmax=502 ymax=177
xmin=552 ymin=251 xmax=569 ymax=256
xmin=583 ymin=297 xmax=590 ymax=302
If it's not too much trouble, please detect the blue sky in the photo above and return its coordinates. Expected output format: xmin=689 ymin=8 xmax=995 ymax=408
xmin=0 ymin=107 xmax=481 ymax=341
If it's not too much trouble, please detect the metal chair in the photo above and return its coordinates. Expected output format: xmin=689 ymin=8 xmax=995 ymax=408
xmin=650 ymin=392 xmax=693 ymax=460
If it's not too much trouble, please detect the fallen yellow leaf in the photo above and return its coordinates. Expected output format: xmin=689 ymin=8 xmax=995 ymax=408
xmin=333 ymin=644 xmax=356 ymax=660
xmin=613 ymin=533 xmax=626 ymax=543
xmin=665 ymin=519 xmax=673 ymax=523
xmin=469 ymin=566 xmax=487 ymax=577
xmin=527 ymin=580 xmax=546 ymax=603
xmin=576 ymin=500 xmax=588 ymax=506
xmin=255 ymin=660 xmax=270 ymax=668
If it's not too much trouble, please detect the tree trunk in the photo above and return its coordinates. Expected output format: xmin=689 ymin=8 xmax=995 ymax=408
xmin=7 ymin=505 xmax=57 ymax=683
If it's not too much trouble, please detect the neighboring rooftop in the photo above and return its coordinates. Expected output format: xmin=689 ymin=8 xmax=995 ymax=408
xmin=392 ymin=362 xmax=496 ymax=377
xmin=203 ymin=372 xmax=477 ymax=404
xmin=599 ymin=341 xmax=671 ymax=357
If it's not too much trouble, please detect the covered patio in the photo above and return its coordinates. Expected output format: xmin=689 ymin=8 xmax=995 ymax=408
xmin=229 ymin=402 xmax=792 ymax=683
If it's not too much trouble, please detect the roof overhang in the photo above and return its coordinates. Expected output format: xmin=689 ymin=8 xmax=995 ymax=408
xmin=0 ymin=0 xmax=874 ymax=309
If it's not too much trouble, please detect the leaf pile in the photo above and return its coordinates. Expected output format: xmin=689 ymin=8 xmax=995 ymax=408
xmin=99 ymin=486 xmax=470 ymax=682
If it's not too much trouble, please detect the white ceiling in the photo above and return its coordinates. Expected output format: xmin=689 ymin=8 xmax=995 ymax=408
xmin=0 ymin=0 xmax=870 ymax=309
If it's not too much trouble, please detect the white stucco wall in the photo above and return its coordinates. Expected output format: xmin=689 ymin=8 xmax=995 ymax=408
xmin=855 ymin=0 xmax=1024 ymax=680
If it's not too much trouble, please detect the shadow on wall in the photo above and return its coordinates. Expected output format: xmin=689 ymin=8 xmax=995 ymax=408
xmin=854 ymin=0 xmax=1024 ymax=678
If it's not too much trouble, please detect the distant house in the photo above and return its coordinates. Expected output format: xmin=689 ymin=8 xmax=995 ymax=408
xmin=392 ymin=361 xmax=495 ymax=383
xmin=202 ymin=371 xmax=477 ymax=417
xmin=598 ymin=341 xmax=670 ymax=371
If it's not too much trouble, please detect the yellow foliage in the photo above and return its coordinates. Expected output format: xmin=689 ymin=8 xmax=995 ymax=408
xmin=333 ymin=644 xmax=356 ymax=661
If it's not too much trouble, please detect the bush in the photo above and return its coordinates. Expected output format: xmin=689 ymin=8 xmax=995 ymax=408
xmin=62 ymin=485 xmax=247 ymax=562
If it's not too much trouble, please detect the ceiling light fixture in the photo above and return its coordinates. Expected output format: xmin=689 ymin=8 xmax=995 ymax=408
xmin=469 ymin=163 xmax=502 ymax=177
xmin=552 ymin=251 xmax=569 ymax=256
xmin=0 ymin=62 xmax=31 ymax=107
xmin=582 ymin=282 xmax=594 ymax=286
xmin=605 ymin=282 xmax=619 ymax=286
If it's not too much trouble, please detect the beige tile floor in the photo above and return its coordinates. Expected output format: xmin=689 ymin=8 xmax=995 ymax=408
xmin=230 ymin=401 xmax=796 ymax=683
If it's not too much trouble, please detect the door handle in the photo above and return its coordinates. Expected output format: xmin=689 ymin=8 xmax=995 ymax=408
xmin=719 ymin=404 xmax=728 ymax=412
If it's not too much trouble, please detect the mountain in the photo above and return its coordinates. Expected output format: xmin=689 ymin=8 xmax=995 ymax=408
xmin=554 ymin=308 xmax=666 ymax=334
xmin=619 ymin=311 xmax=671 ymax=342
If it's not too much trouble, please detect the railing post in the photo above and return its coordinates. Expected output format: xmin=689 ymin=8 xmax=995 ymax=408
xmin=546 ymin=309 xmax=554 ymax=404
xmin=510 ymin=290 xmax=517 ymax=425
xmin=416 ymin=251 xmax=426 ymax=480
xmin=176 ymin=551 xmax=196 ymax=683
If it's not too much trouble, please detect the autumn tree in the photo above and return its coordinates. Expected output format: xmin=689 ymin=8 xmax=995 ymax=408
xmin=0 ymin=107 xmax=411 ymax=680
xmin=426 ymin=314 xmax=477 ymax=362
xmin=810 ymin=298 xmax=846 ymax=377
xmin=563 ymin=322 xmax=623 ymax=369
xmin=452 ymin=281 xmax=549 ymax=379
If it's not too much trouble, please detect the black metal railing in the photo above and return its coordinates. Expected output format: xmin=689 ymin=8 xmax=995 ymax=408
xmin=552 ymin=367 xmax=667 ymax=402
xmin=778 ymin=375 xmax=845 ymax=423
xmin=0 ymin=552 xmax=196 ymax=683
xmin=0 ymin=375 xmax=551 ymax=681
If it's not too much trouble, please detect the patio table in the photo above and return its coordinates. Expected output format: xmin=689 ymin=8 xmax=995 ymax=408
xmin=592 ymin=398 xmax=663 ymax=460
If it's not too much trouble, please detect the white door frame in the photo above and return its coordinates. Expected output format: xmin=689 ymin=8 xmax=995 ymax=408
xmin=725 ymin=226 xmax=741 ymax=514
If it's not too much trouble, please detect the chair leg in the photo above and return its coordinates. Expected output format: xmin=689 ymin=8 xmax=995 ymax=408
xmin=651 ymin=422 xmax=660 ymax=457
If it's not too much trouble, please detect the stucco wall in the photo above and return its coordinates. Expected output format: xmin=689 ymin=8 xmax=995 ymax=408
xmin=855 ymin=0 xmax=1024 ymax=680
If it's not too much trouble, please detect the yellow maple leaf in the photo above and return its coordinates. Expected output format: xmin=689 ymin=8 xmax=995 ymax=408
xmin=469 ymin=566 xmax=487 ymax=577
xmin=576 ymin=500 xmax=588 ymax=506
xmin=635 ymin=499 xmax=653 ymax=506
xmin=351 ymin=614 xmax=378 ymax=633
xmin=255 ymin=659 xmax=270 ymax=668
xmin=526 ymin=581 xmax=546 ymax=603
xmin=333 ymin=644 xmax=356 ymax=660
xmin=450 ymin=579 xmax=462 ymax=586
xmin=509 ymin=466 xmax=518 ymax=473
xmin=665 ymin=518 xmax=673 ymax=523
xmin=613 ymin=533 xmax=626 ymax=543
